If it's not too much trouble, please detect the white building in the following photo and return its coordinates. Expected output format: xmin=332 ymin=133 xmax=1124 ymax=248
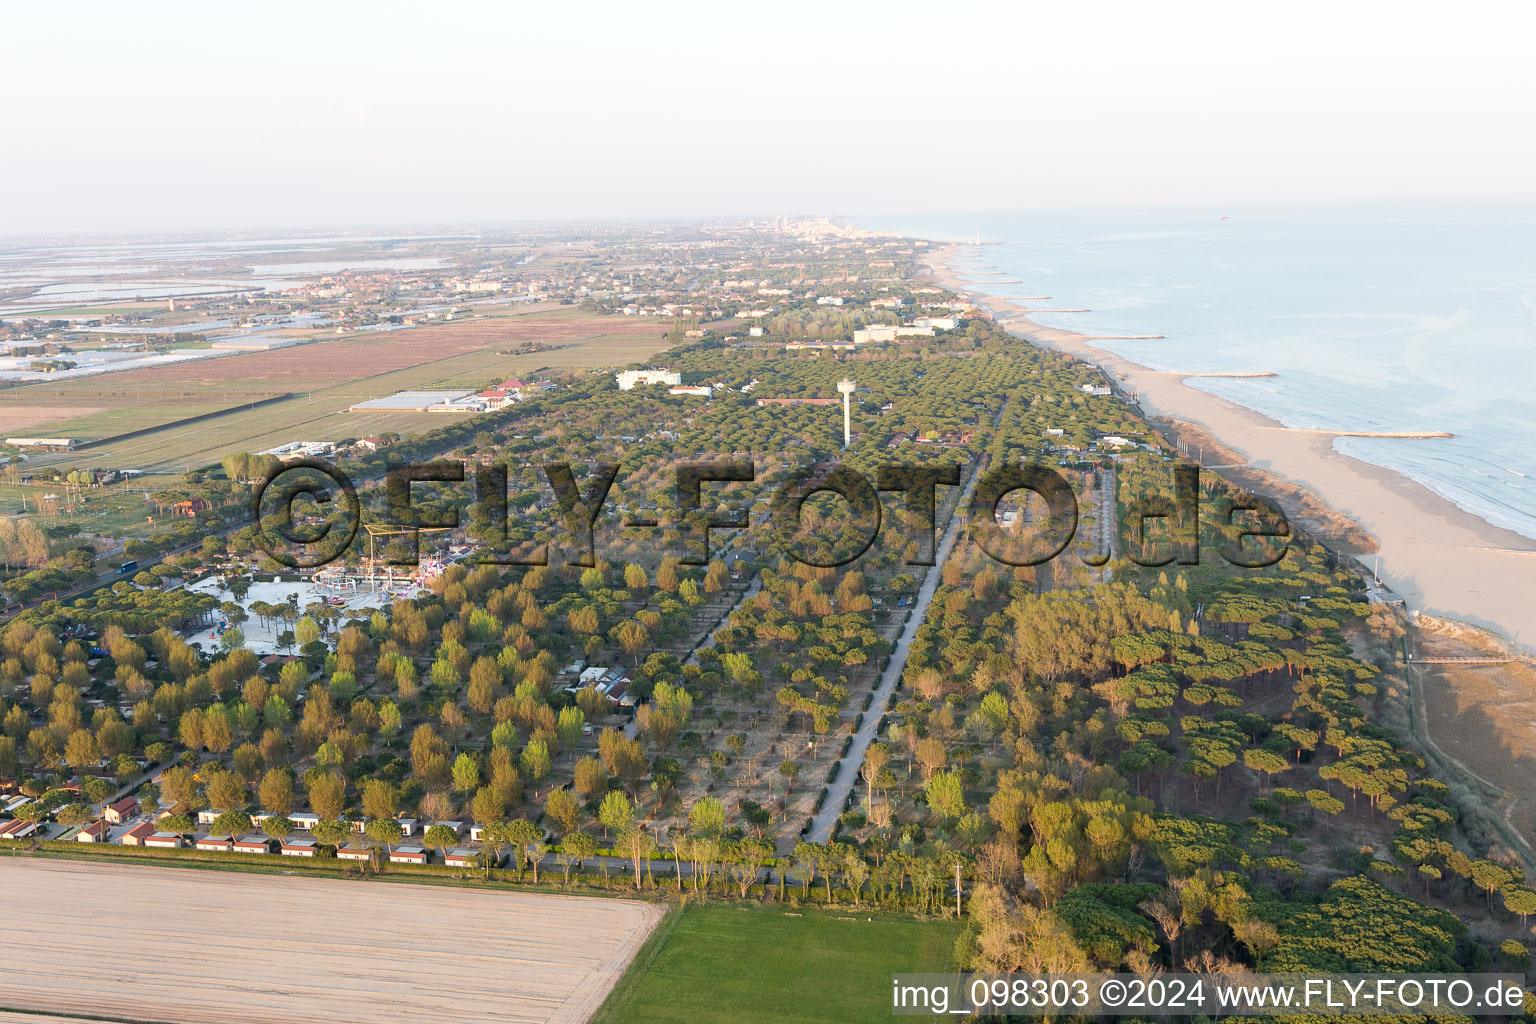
xmin=259 ymin=441 xmax=336 ymax=459
xmin=853 ymin=326 xmax=898 ymax=344
xmin=615 ymin=369 xmax=682 ymax=390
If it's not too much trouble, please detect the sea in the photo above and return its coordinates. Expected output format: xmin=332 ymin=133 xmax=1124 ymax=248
xmin=863 ymin=203 xmax=1536 ymax=541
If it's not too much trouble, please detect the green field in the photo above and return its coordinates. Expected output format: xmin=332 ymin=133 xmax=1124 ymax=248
xmin=595 ymin=904 xmax=957 ymax=1024
xmin=10 ymin=396 xmax=260 ymax=441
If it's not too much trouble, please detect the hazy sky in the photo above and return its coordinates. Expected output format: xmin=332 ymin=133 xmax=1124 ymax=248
xmin=5 ymin=1 xmax=1534 ymax=234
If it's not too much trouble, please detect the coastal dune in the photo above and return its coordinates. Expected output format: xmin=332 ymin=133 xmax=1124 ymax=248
xmin=0 ymin=860 xmax=661 ymax=1024
xmin=928 ymin=247 xmax=1536 ymax=647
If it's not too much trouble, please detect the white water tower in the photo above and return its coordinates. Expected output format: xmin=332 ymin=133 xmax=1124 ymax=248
xmin=837 ymin=378 xmax=857 ymax=447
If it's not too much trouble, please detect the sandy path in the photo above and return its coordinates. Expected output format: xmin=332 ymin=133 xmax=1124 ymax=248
xmin=925 ymin=248 xmax=1536 ymax=649
xmin=0 ymin=860 xmax=661 ymax=1024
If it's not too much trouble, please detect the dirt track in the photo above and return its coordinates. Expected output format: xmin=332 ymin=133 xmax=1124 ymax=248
xmin=0 ymin=860 xmax=662 ymax=1024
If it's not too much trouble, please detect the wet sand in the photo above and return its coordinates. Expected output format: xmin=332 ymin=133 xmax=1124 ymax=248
xmin=0 ymin=860 xmax=662 ymax=1024
xmin=926 ymin=246 xmax=1536 ymax=649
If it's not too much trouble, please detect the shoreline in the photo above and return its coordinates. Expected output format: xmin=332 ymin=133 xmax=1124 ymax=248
xmin=921 ymin=243 xmax=1536 ymax=652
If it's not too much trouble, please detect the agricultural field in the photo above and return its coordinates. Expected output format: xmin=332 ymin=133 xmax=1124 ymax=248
xmin=594 ymin=905 xmax=957 ymax=1024
xmin=4 ymin=303 xmax=164 ymax=317
xmin=0 ymin=400 xmax=109 ymax=433
xmin=8 ymin=309 xmax=673 ymax=472
xmin=0 ymin=393 xmax=263 ymax=441
xmin=0 ymin=860 xmax=662 ymax=1024
xmin=48 ymin=312 xmax=666 ymax=393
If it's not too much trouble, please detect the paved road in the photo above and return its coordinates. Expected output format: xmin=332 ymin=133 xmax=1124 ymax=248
xmin=1099 ymin=463 xmax=1118 ymax=563
xmin=799 ymin=461 xmax=982 ymax=847
xmin=0 ymin=545 xmax=188 ymax=623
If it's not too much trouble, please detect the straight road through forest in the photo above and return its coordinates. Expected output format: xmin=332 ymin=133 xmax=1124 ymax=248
xmin=800 ymin=459 xmax=982 ymax=846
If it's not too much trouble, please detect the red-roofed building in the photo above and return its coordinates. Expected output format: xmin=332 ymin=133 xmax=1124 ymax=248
xmin=118 ymin=821 xmax=155 ymax=846
xmin=104 ymin=796 xmax=139 ymax=825
xmin=755 ymin=397 xmax=840 ymax=407
xmin=232 ymin=836 xmax=277 ymax=854
xmin=475 ymin=389 xmax=515 ymax=410
xmin=389 ymin=845 xmax=427 ymax=864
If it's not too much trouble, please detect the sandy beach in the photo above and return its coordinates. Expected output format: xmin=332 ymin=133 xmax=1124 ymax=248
xmin=926 ymin=245 xmax=1536 ymax=650
xmin=0 ymin=860 xmax=662 ymax=1024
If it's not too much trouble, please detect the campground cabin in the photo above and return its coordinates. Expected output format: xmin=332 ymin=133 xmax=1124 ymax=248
xmin=104 ymin=796 xmax=139 ymax=824
xmin=337 ymin=844 xmax=372 ymax=861
xmin=281 ymin=838 xmax=317 ymax=857
xmin=144 ymin=832 xmax=184 ymax=849
xmin=0 ymin=819 xmax=41 ymax=840
xmin=232 ymin=836 xmax=277 ymax=855
xmin=118 ymin=822 xmax=155 ymax=846
xmin=445 ymin=848 xmax=483 ymax=869
xmin=195 ymin=835 xmax=233 ymax=852
xmin=290 ymin=813 xmax=321 ymax=831
xmin=76 ymin=820 xmax=108 ymax=843
xmin=389 ymin=845 xmax=427 ymax=865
